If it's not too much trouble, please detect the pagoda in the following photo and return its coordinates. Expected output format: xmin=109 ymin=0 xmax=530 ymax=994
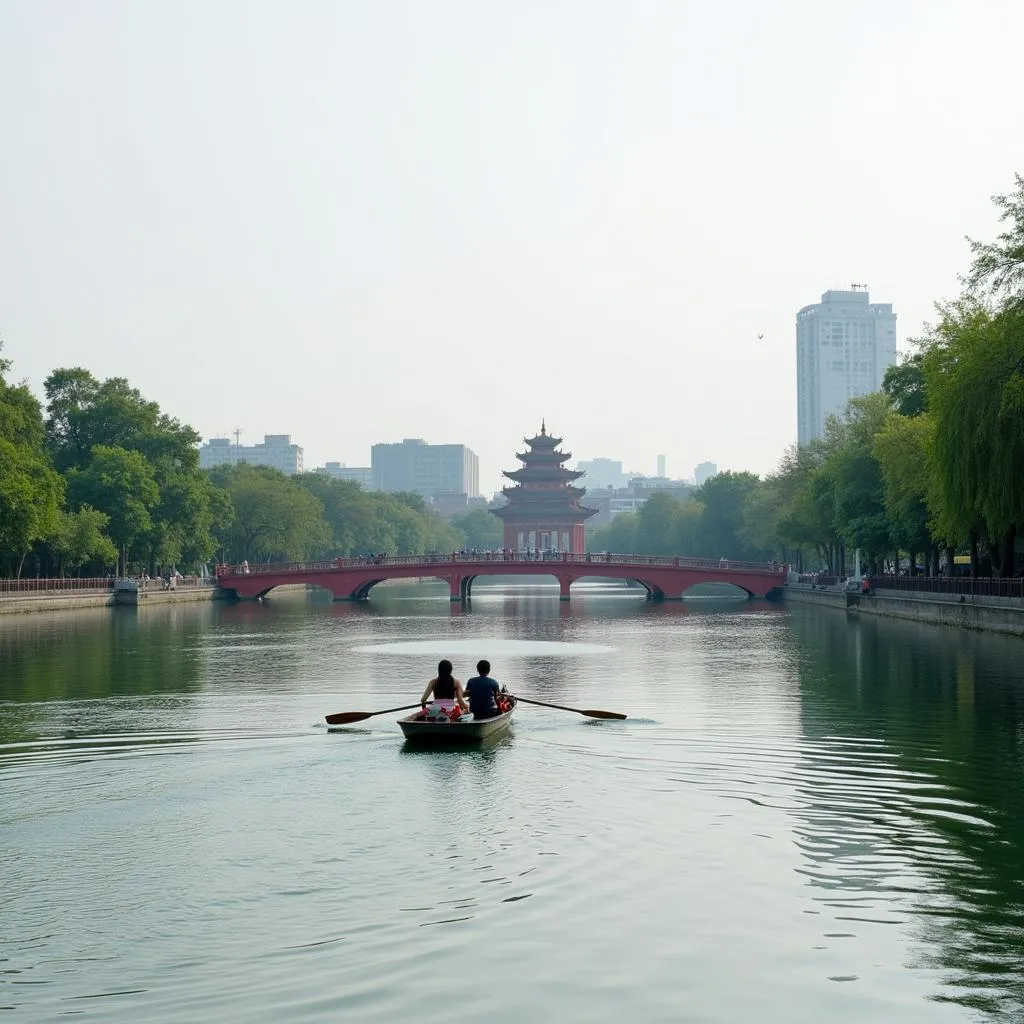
xmin=494 ymin=422 xmax=597 ymax=554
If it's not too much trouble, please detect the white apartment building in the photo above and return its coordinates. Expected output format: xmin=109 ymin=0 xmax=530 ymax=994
xmin=321 ymin=463 xmax=373 ymax=488
xmin=199 ymin=434 xmax=304 ymax=475
xmin=796 ymin=287 xmax=897 ymax=445
xmin=694 ymin=462 xmax=718 ymax=486
xmin=370 ymin=439 xmax=479 ymax=497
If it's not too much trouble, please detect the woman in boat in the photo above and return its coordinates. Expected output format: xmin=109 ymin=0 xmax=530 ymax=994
xmin=420 ymin=659 xmax=469 ymax=720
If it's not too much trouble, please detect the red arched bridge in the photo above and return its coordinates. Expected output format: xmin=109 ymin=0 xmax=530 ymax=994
xmin=216 ymin=553 xmax=787 ymax=603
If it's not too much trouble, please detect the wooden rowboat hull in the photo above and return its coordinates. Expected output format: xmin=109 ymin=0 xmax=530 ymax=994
xmin=398 ymin=706 xmax=515 ymax=744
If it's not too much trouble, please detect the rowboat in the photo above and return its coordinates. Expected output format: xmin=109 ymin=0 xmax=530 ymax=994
xmin=397 ymin=700 xmax=516 ymax=744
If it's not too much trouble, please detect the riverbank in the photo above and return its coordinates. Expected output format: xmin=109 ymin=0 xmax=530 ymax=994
xmin=0 ymin=585 xmax=225 ymax=616
xmin=784 ymin=582 xmax=1024 ymax=637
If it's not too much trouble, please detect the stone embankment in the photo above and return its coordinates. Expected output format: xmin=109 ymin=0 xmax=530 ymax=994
xmin=0 ymin=581 xmax=225 ymax=616
xmin=785 ymin=582 xmax=1024 ymax=637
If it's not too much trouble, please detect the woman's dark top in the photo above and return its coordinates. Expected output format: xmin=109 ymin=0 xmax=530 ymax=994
xmin=433 ymin=675 xmax=456 ymax=700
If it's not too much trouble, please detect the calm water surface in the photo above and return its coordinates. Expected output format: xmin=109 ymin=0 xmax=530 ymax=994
xmin=2 ymin=583 xmax=1024 ymax=1022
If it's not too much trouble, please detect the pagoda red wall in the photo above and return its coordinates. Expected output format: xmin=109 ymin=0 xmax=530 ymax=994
xmin=502 ymin=521 xmax=587 ymax=554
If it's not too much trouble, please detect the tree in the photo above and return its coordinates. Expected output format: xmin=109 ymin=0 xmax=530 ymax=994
xmin=873 ymin=412 xmax=936 ymax=573
xmin=965 ymin=173 xmax=1024 ymax=307
xmin=0 ymin=347 xmax=64 ymax=576
xmin=50 ymin=506 xmax=118 ymax=576
xmin=0 ymin=438 xmax=64 ymax=577
xmin=66 ymin=446 xmax=160 ymax=575
xmin=821 ymin=394 xmax=893 ymax=571
xmin=882 ymin=352 xmax=927 ymax=417
xmin=587 ymin=513 xmax=638 ymax=554
xmin=633 ymin=493 xmax=683 ymax=555
xmin=44 ymin=370 xmax=201 ymax=474
xmin=922 ymin=298 xmax=1024 ymax=574
xmin=449 ymin=508 xmax=504 ymax=550
xmin=694 ymin=471 xmax=765 ymax=560
xmin=211 ymin=464 xmax=330 ymax=562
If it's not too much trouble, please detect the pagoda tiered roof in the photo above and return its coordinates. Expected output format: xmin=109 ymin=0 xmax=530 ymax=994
xmin=503 ymin=464 xmax=584 ymax=484
xmin=500 ymin=483 xmax=588 ymax=501
xmin=494 ymin=422 xmax=597 ymax=523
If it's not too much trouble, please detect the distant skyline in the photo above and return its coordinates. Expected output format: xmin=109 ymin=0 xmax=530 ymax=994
xmin=3 ymin=1 xmax=1021 ymax=495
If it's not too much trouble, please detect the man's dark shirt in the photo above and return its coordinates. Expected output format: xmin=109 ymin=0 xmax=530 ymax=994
xmin=465 ymin=675 xmax=501 ymax=718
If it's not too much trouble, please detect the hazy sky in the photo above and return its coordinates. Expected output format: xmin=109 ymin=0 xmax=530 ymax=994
xmin=3 ymin=1 xmax=1022 ymax=494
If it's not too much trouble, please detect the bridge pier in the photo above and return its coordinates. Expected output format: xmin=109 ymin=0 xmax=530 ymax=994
xmin=558 ymin=576 xmax=572 ymax=602
xmin=449 ymin=576 xmax=462 ymax=602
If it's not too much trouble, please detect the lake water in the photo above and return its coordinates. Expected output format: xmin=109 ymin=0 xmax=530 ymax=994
xmin=2 ymin=582 xmax=1024 ymax=1022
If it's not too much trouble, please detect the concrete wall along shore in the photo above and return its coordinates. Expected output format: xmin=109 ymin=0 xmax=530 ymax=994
xmin=0 ymin=583 xmax=225 ymax=616
xmin=785 ymin=582 xmax=1024 ymax=637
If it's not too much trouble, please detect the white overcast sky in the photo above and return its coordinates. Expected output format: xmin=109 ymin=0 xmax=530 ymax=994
xmin=2 ymin=0 xmax=1022 ymax=493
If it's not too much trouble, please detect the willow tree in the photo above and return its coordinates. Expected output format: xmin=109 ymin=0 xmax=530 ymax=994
xmin=772 ymin=443 xmax=841 ymax=573
xmin=923 ymin=299 xmax=1024 ymax=575
xmin=873 ymin=411 xmax=937 ymax=574
xmin=965 ymin=173 xmax=1024 ymax=307
xmin=820 ymin=393 xmax=893 ymax=573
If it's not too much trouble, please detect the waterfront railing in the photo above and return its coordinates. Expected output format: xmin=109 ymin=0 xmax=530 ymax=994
xmin=873 ymin=576 xmax=1024 ymax=600
xmin=0 ymin=576 xmax=212 ymax=595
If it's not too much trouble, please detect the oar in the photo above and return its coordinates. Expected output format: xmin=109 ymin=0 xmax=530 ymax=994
xmin=510 ymin=695 xmax=627 ymax=720
xmin=325 ymin=703 xmax=422 ymax=725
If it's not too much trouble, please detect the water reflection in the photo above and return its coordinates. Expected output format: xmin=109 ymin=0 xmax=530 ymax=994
xmin=789 ymin=608 xmax=1024 ymax=1016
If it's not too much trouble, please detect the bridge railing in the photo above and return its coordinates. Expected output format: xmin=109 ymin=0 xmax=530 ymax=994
xmin=216 ymin=553 xmax=788 ymax=579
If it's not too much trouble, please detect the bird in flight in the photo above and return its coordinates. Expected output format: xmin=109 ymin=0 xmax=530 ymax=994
xmin=757 ymin=333 xmax=764 ymax=341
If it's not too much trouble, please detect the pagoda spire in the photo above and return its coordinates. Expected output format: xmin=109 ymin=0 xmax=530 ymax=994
xmin=494 ymin=424 xmax=597 ymax=554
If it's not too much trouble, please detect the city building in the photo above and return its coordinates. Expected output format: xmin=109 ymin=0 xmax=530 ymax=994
xmin=370 ymin=438 xmax=479 ymax=498
xmin=199 ymin=434 xmax=303 ymax=475
xmin=694 ymin=462 xmax=718 ymax=486
xmin=796 ymin=285 xmax=897 ymax=445
xmin=494 ymin=423 xmax=597 ymax=552
xmin=657 ymin=455 xmax=666 ymax=478
xmin=575 ymin=457 xmax=626 ymax=491
xmin=586 ymin=477 xmax=695 ymax=527
xmin=428 ymin=491 xmax=489 ymax=519
xmin=321 ymin=463 xmax=373 ymax=488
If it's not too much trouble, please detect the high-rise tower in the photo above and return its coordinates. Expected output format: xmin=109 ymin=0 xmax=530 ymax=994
xmin=796 ymin=286 xmax=897 ymax=445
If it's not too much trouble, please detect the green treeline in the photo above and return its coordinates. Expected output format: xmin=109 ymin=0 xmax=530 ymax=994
xmin=0 ymin=363 xmax=500 ymax=577
xmin=588 ymin=175 xmax=1024 ymax=577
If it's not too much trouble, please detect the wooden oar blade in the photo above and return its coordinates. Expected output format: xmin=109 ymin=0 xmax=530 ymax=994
xmin=325 ymin=702 xmax=422 ymax=725
xmin=325 ymin=711 xmax=373 ymax=725
xmin=510 ymin=694 xmax=627 ymax=720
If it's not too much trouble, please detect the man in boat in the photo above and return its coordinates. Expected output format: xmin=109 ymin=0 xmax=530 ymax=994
xmin=464 ymin=660 xmax=506 ymax=720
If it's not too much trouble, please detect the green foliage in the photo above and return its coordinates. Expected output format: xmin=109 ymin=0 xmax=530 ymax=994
xmin=965 ymin=173 xmax=1024 ymax=306
xmin=873 ymin=412 xmax=935 ymax=558
xmin=694 ymin=472 xmax=766 ymax=559
xmin=882 ymin=352 xmax=927 ymax=417
xmin=44 ymin=369 xmax=200 ymax=474
xmin=66 ymin=446 xmax=160 ymax=573
xmin=821 ymin=394 xmax=893 ymax=565
xmin=449 ymin=508 xmax=504 ymax=550
xmin=210 ymin=464 xmax=330 ymax=562
xmin=291 ymin=474 xmax=463 ymax=557
xmin=50 ymin=506 xmax=118 ymax=575
xmin=0 ymin=350 xmax=65 ymax=576
xmin=921 ymin=299 xmax=1024 ymax=570
xmin=587 ymin=513 xmax=638 ymax=554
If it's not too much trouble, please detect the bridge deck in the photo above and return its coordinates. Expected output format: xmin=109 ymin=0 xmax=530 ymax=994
xmin=216 ymin=553 xmax=787 ymax=602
